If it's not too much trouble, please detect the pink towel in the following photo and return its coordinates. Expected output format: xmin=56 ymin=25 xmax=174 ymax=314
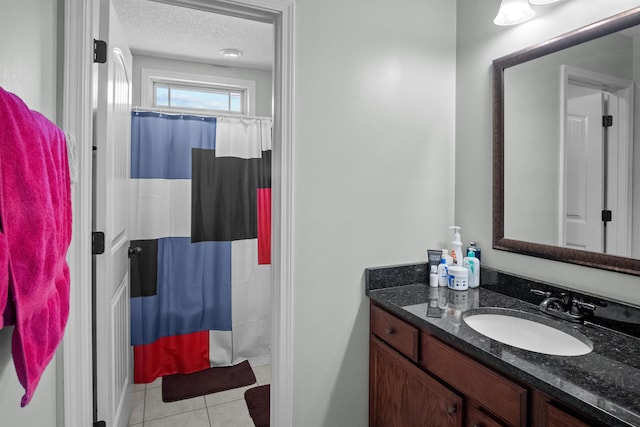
xmin=0 ymin=87 xmax=72 ymax=407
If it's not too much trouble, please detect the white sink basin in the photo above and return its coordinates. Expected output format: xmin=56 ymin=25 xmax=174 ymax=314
xmin=462 ymin=308 xmax=593 ymax=356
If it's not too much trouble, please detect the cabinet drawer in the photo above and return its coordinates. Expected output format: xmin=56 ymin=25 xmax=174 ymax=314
xmin=423 ymin=333 xmax=527 ymax=426
xmin=370 ymin=304 xmax=419 ymax=361
xmin=467 ymin=404 xmax=508 ymax=427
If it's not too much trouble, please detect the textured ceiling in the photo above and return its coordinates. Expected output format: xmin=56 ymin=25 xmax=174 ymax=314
xmin=111 ymin=0 xmax=273 ymax=71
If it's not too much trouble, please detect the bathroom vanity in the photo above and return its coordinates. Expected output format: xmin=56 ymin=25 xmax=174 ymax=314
xmin=366 ymin=264 xmax=640 ymax=427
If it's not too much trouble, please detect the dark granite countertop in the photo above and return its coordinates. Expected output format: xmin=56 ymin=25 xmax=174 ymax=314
xmin=365 ymin=264 xmax=640 ymax=427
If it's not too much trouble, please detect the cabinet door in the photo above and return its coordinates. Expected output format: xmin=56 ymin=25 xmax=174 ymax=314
xmin=545 ymin=404 xmax=590 ymax=427
xmin=370 ymin=336 xmax=463 ymax=427
xmin=370 ymin=336 xmax=404 ymax=427
xmin=531 ymin=389 xmax=594 ymax=427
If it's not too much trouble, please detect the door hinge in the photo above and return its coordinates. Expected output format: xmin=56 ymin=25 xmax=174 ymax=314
xmin=602 ymin=210 xmax=612 ymax=223
xmin=602 ymin=115 xmax=613 ymax=128
xmin=93 ymin=39 xmax=107 ymax=63
xmin=92 ymin=231 xmax=105 ymax=255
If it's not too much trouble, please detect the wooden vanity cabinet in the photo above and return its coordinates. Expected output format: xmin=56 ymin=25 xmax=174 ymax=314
xmin=370 ymin=303 xmax=600 ymax=427
xmin=370 ymin=303 xmax=521 ymax=426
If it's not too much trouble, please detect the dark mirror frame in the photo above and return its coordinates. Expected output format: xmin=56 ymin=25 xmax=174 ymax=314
xmin=493 ymin=6 xmax=640 ymax=276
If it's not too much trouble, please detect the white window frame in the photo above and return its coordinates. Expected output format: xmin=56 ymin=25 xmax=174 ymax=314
xmin=140 ymin=67 xmax=256 ymax=115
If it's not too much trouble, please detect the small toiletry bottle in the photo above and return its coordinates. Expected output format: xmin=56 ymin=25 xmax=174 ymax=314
xmin=449 ymin=226 xmax=463 ymax=266
xmin=437 ymin=258 xmax=448 ymax=287
xmin=466 ymin=242 xmax=481 ymax=262
xmin=463 ymin=248 xmax=480 ymax=288
xmin=429 ymin=265 xmax=438 ymax=287
xmin=442 ymin=249 xmax=453 ymax=266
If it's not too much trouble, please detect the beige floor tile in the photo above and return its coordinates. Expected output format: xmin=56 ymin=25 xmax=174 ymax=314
xmin=144 ymin=386 xmax=206 ymax=421
xmin=146 ymin=377 xmax=162 ymax=390
xmin=128 ymin=390 xmax=145 ymax=425
xmin=131 ymin=382 xmax=146 ymax=393
xmin=253 ymin=364 xmax=271 ymax=386
xmin=204 ymin=384 xmax=253 ymax=407
xmin=208 ymin=399 xmax=255 ymax=427
xmin=144 ymin=408 xmax=210 ymax=427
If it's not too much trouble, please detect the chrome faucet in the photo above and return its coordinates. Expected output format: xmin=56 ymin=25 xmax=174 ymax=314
xmin=531 ymin=289 xmax=595 ymax=323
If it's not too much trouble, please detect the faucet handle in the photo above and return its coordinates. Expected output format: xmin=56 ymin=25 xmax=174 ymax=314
xmin=572 ymin=298 xmax=596 ymax=312
xmin=530 ymin=289 xmax=552 ymax=298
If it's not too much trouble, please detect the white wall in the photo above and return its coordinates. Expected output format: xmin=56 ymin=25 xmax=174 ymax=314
xmin=0 ymin=0 xmax=60 ymax=425
xmin=131 ymin=54 xmax=273 ymax=117
xmin=456 ymin=0 xmax=640 ymax=306
xmin=293 ymin=1 xmax=456 ymax=425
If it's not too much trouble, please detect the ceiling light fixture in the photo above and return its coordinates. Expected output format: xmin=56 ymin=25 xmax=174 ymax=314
xmin=219 ymin=48 xmax=243 ymax=58
xmin=494 ymin=0 xmax=535 ymax=26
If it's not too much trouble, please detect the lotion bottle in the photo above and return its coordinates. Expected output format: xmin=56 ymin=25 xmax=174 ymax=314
xmin=463 ymin=248 xmax=480 ymax=288
xmin=449 ymin=226 xmax=463 ymax=266
xmin=437 ymin=258 xmax=448 ymax=287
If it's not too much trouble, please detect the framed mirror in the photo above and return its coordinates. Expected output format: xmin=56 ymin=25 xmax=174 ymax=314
xmin=493 ymin=6 xmax=640 ymax=276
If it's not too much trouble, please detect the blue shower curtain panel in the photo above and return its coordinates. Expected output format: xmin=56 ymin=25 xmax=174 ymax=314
xmin=129 ymin=111 xmax=272 ymax=383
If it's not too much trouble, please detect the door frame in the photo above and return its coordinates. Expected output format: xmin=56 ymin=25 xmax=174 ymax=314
xmin=61 ymin=0 xmax=295 ymax=425
xmin=559 ymin=65 xmax=633 ymax=256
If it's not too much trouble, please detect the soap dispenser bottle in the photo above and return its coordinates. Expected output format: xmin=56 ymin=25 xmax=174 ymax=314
xmin=449 ymin=226 xmax=463 ymax=266
xmin=463 ymin=248 xmax=480 ymax=288
xmin=466 ymin=241 xmax=481 ymax=262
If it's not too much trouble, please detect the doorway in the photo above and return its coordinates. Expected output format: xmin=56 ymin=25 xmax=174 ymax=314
xmin=560 ymin=65 xmax=633 ymax=257
xmin=61 ymin=0 xmax=293 ymax=425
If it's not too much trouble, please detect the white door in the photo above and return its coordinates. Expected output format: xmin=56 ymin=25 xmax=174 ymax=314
xmin=564 ymin=93 xmax=604 ymax=251
xmin=93 ymin=0 xmax=132 ymax=426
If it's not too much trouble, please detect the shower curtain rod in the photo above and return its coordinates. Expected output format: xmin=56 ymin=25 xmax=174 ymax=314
xmin=131 ymin=106 xmax=272 ymax=121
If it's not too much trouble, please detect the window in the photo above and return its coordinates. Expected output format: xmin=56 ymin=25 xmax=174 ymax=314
xmin=141 ymin=68 xmax=256 ymax=115
xmin=153 ymin=82 xmax=244 ymax=113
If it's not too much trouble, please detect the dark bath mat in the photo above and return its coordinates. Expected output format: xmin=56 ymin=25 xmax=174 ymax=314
xmin=245 ymin=385 xmax=270 ymax=427
xmin=162 ymin=360 xmax=256 ymax=402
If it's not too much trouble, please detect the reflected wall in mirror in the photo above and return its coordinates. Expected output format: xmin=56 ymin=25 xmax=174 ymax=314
xmin=494 ymin=6 xmax=640 ymax=275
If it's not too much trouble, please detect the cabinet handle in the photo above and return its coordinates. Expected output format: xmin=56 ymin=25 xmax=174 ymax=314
xmin=384 ymin=327 xmax=395 ymax=335
xmin=447 ymin=404 xmax=458 ymax=415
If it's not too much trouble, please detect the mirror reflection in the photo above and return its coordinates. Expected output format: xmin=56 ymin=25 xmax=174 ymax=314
xmin=503 ymin=24 xmax=640 ymax=259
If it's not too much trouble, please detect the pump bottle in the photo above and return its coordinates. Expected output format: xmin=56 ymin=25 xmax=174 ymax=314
xmin=449 ymin=226 xmax=463 ymax=266
xmin=463 ymin=248 xmax=480 ymax=288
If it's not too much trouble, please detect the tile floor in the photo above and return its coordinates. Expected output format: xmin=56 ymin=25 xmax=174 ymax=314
xmin=128 ymin=364 xmax=271 ymax=427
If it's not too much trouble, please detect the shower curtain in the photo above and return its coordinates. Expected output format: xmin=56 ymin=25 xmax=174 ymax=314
xmin=129 ymin=111 xmax=272 ymax=383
